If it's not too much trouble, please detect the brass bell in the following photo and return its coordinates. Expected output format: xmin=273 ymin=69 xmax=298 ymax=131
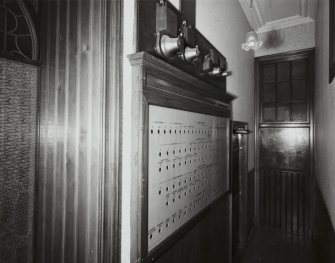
xmin=180 ymin=46 xmax=200 ymax=62
xmin=159 ymin=35 xmax=184 ymax=57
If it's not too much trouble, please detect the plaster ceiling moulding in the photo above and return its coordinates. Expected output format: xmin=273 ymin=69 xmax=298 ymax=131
xmin=300 ymin=0 xmax=318 ymax=19
xmin=256 ymin=15 xmax=314 ymax=34
xmin=239 ymin=0 xmax=265 ymax=31
xmin=307 ymin=0 xmax=317 ymax=19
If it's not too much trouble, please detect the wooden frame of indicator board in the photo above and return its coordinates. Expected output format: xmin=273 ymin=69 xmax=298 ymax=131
xmin=128 ymin=52 xmax=234 ymax=263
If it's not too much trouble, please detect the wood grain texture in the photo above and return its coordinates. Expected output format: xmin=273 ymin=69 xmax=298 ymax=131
xmin=154 ymin=197 xmax=231 ymax=263
xmin=36 ymin=1 xmax=122 ymax=262
xmin=247 ymin=169 xmax=256 ymax=238
xmin=128 ymin=52 xmax=233 ymax=263
xmin=231 ymin=124 xmax=249 ymax=260
xmin=259 ymin=169 xmax=312 ymax=235
xmin=314 ymin=185 xmax=335 ymax=263
xmin=255 ymin=49 xmax=314 ymax=237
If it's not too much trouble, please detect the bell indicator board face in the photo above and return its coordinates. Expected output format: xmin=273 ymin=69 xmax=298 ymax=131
xmin=148 ymin=105 xmax=229 ymax=251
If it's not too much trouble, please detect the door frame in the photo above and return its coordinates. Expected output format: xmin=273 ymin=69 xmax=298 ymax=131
xmin=254 ymin=48 xmax=315 ymax=230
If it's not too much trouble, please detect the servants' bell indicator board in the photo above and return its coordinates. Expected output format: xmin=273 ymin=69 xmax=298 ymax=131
xmin=148 ymin=105 xmax=229 ymax=251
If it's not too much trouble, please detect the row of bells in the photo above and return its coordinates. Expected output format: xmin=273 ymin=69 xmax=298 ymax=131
xmin=155 ymin=33 xmax=228 ymax=77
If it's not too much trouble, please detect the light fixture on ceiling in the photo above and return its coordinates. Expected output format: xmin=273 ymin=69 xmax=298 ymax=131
xmin=241 ymin=0 xmax=263 ymax=51
xmin=242 ymin=30 xmax=263 ymax=51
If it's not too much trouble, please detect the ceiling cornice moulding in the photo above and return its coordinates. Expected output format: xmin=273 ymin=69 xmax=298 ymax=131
xmin=300 ymin=0 xmax=317 ymax=19
xmin=239 ymin=0 xmax=265 ymax=30
xmin=239 ymin=0 xmax=317 ymax=33
xmin=256 ymin=15 xmax=314 ymax=34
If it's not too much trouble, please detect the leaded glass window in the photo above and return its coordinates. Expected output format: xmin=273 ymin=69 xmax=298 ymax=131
xmin=0 ymin=0 xmax=36 ymax=60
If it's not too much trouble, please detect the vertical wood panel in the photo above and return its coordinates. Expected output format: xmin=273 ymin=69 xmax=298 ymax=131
xmin=66 ymin=1 xmax=79 ymax=261
xmin=314 ymin=185 xmax=335 ymax=263
xmin=37 ymin=1 xmax=122 ymax=262
xmin=259 ymin=169 xmax=312 ymax=236
xmin=36 ymin=1 xmax=48 ymax=261
xmin=262 ymin=170 xmax=266 ymax=224
xmin=104 ymin=0 xmax=122 ymax=261
xmin=155 ymin=197 xmax=230 ymax=263
xmin=247 ymin=169 xmax=255 ymax=237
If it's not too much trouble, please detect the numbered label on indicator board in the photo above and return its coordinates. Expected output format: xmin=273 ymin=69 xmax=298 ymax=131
xmin=148 ymin=105 xmax=229 ymax=251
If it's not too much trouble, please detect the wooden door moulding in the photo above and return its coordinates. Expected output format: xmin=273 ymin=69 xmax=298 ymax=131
xmin=255 ymin=48 xmax=314 ymax=63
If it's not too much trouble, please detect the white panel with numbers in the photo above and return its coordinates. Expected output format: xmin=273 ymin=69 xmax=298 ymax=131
xmin=148 ymin=105 xmax=229 ymax=251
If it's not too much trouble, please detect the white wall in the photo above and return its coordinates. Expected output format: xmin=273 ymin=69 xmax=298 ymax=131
xmin=196 ymin=0 xmax=255 ymax=170
xmin=255 ymin=21 xmax=315 ymax=57
xmin=122 ymin=0 xmax=136 ymax=262
xmin=169 ymin=0 xmax=180 ymax=10
xmin=314 ymin=0 xmax=335 ymax=229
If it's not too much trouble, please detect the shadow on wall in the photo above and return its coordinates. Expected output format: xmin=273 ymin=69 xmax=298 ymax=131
xmin=263 ymin=30 xmax=284 ymax=49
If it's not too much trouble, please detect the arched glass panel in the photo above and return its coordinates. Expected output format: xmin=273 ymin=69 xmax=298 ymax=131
xmin=0 ymin=0 xmax=36 ymax=60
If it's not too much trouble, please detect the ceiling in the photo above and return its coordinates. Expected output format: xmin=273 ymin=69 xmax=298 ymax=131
xmin=239 ymin=0 xmax=317 ymax=33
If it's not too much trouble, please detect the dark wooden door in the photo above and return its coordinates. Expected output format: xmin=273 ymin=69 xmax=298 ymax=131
xmin=256 ymin=50 xmax=314 ymax=236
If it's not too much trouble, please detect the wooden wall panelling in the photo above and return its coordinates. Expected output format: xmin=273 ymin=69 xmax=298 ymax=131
xmin=37 ymin=0 xmax=122 ymax=262
xmin=104 ymin=0 xmax=123 ymax=262
xmin=259 ymin=169 xmax=312 ymax=234
xmin=155 ymin=197 xmax=231 ymax=263
xmin=254 ymin=58 xmax=260 ymax=228
xmin=247 ymin=169 xmax=256 ymax=238
xmin=128 ymin=52 xmax=233 ymax=263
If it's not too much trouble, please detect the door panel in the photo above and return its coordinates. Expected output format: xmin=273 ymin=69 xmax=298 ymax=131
xmin=260 ymin=128 xmax=310 ymax=171
xmin=259 ymin=169 xmax=311 ymax=235
xmin=256 ymin=50 xmax=314 ymax=237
